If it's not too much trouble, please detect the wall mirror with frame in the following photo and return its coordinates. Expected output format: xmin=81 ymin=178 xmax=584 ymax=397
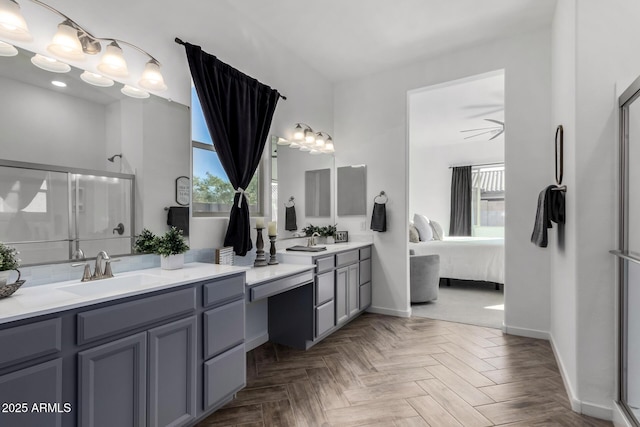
xmin=0 ymin=45 xmax=190 ymax=265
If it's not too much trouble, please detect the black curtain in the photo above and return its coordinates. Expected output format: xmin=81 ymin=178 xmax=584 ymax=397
xmin=183 ymin=42 xmax=280 ymax=256
xmin=449 ymin=166 xmax=472 ymax=236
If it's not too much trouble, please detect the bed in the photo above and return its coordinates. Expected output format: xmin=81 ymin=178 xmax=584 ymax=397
xmin=409 ymin=236 xmax=504 ymax=284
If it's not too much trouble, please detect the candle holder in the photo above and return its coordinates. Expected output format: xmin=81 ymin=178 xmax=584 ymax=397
xmin=268 ymin=235 xmax=278 ymax=265
xmin=254 ymin=227 xmax=268 ymax=267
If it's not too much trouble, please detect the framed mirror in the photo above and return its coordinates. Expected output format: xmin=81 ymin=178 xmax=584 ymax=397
xmin=337 ymin=165 xmax=367 ymax=215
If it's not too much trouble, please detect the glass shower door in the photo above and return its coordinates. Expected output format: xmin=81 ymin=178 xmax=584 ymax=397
xmin=73 ymin=174 xmax=133 ymax=259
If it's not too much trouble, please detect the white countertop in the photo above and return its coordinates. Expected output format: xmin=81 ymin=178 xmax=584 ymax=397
xmin=0 ymin=262 xmax=247 ymax=325
xmin=277 ymin=241 xmax=371 ymax=258
xmin=244 ymin=263 xmax=315 ymax=286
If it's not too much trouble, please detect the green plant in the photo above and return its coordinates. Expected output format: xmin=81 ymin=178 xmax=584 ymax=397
xmin=319 ymin=224 xmax=337 ymax=237
xmin=155 ymin=227 xmax=190 ymax=257
xmin=133 ymin=228 xmax=159 ymax=254
xmin=302 ymin=224 xmax=319 ymax=237
xmin=0 ymin=242 xmax=20 ymax=271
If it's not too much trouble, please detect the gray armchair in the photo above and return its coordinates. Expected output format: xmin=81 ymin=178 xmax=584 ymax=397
xmin=410 ymin=251 xmax=440 ymax=303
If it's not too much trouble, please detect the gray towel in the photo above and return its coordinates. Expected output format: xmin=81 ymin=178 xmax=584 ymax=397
xmin=285 ymin=205 xmax=297 ymax=231
xmin=531 ymin=185 xmax=565 ymax=247
xmin=370 ymin=202 xmax=387 ymax=232
xmin=167 ymin=206 xmax=189 ymax=235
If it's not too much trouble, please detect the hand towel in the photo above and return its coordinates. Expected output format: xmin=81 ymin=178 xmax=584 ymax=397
xmin=167 ymin=206 xmax=189 ymax=236
xmin=285 ymin=205 xmax=297 ymax=231
xmin=370 ymin=202 xmax=387 ymax=232
xmin=531 ymin=186 xmax=565 ymax=247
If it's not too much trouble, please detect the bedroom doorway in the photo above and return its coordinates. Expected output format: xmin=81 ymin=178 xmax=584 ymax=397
xmin=407 ymin=70 xmax=505 ymax=329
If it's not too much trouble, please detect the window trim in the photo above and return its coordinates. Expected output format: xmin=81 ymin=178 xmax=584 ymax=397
xmin=191 ymin=141 xmax=264 ymax=217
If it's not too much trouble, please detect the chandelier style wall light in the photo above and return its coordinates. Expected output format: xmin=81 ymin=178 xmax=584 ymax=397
xmin=0 ymin=0 xmax=167 ymax=98
xmin=278 ymin=123 xmax=334 ymax=155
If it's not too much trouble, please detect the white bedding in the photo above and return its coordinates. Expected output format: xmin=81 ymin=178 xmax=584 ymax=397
xmin=409 ymin=236 xmax=504 ymax=284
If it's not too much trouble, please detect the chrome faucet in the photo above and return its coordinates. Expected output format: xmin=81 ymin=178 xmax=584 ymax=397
xmin=72 ymin=251 xmax=118 ymax=282
xmin=307 ymin=232 xmax=321 ymax=247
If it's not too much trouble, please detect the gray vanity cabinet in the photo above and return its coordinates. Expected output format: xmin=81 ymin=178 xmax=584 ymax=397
xmin=78 ymin=332 xmax=147 ymax=427
xmin=0 ymin=358 xmax=63 ymax=427
xmin=148 ymin=316 xmax=197 ymax=427
xmin=359 ymin=247 xmax=372 ymax=310
xmin=336 ymin=263 xmax=360 ymax=324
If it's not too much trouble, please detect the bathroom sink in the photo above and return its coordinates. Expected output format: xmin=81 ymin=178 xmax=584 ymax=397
xmin=286 ymin=245 xmax=327 ymax=252
xmin=58 ymin=274 xmax=166 ymax=297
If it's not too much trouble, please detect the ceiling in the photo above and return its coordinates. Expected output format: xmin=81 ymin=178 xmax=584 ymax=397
xmin=224 ymin=0 xmax=557 ymax=82
xmin=409 ymin=71 xmax=505 ymax=146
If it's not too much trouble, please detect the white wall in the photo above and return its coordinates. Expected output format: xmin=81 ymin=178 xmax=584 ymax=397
xmin=334 ymin=29 xmax=552 ymax=324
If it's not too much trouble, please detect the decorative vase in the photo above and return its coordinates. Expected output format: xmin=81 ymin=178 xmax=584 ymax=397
xmin=161 ymin=254 xmax=184 ymax=270
xmin=0 ymin=269 xmax=20 ymax=286
xmin=326 ymin=236 xmax=335 ymax=244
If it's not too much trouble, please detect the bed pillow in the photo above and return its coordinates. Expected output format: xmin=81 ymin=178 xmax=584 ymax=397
xmin=409 ymin=223 xmax=420 ymax=243
xmin=430 ymin=220 xmax=444 ymax=241
xmin=413 ymin=214 xmax=433 ymax=241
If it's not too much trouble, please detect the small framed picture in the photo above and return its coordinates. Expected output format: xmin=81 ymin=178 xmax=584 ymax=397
xmin=176 ymin=176 xmax=190 ymax=206
xmin=334 ymin=230 xmax=349 ymax=243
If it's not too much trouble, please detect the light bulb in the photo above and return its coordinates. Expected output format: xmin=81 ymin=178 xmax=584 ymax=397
xmin=315 ymin=133 xmax=325 ymax=147
xmin=47 ymin=20 xmax=84 ymax=61
xmin=138 ymin=59 xmax=167 ymax=92
xmin=0 ymin=0 xmax=31 ymax=41
xmin=323 ymin=140 xmax=334 ymax=153
xmin=98 ymin=42 xmax=129 ymax=78
xmin=293 ymin=124 xmax=304 ymax=141
xmin=304 ymin=128 xmax=315 ymax=144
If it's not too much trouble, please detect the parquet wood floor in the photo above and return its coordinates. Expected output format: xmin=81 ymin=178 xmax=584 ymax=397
xmin=197 ymin=313 xmax=612 ymax=427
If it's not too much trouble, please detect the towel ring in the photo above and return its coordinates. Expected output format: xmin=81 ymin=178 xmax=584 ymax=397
xmin=374 ymin=191 xmax=388 ymax=204
xmin=284 ymin=196 xmax=295 ymax=207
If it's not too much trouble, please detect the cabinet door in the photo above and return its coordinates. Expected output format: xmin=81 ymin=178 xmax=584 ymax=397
xmin=335 ymin=267 xmax=349 ymax=325
xmin=78 ymin=332 xmax=147 ymax=427
xmin=148 ymin=317 xmax=197 ymax=427
xmin=348 ymin=263 xmax=360 ymax=317
xmin=204 ymin=344 xmax=246 ymax=410
xmin=0 ymin=359 xmax=62 ymax=427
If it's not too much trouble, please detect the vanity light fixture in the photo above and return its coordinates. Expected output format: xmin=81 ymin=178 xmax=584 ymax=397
xmin=0 ymin=40 xmax=17 ymax=56
xmin=0 ymin=0 xmax=31 ymax=41
xmin=286 ymin=124 xmax=334 ymax=155
xmin=1 ymin=0 xmax=167 ymax=97
xmin=31 ymin=53 xmax=71 ymax=72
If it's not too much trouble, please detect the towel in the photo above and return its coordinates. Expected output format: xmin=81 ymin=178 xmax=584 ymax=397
xmin=531 ymin=185 xmax=565 ymax=247
xmin=285 ymin=205 xmax=297 ymax=231
xmin=167 ymin=206 xmax=189 ymax=236
xmin=370 ymin=202 xmax=387 ymax=232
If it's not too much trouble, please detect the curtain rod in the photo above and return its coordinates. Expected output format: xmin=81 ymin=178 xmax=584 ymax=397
xmin=448 ymin=162 xmax=504 ymax=169
xmin=174 ymin=38 xmax=287 ymax=100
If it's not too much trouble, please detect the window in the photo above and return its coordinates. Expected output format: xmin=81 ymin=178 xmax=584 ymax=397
xmin=191 ymin=87 xmax=261 ymax=215
xmin=471 ymin=165 xmax=505 ymax=234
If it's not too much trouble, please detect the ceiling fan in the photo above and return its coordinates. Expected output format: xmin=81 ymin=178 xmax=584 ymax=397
xmin=460 ymin=119 xmax=504 ymax=140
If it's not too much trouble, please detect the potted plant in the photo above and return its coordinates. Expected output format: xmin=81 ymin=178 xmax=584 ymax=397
xmin=0 ymin=242 xmax=21 ymax=286
xmin=156 ymin=227 xmax=189 ymax=270
xmin=133 ymin=228 xmax=159 ymax=254
xmin=320 ymin=224 xmax=337 ymax=244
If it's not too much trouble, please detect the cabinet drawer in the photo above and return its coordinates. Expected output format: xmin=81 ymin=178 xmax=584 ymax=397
xmin=359 ymin=246 xmax=371 ymax=260
xmin=250 ymin=270 xmax=313 ymax=301
xmin=336 ymin=250 xmax=359 ymax=267
xmin=359 ymin=282 xmax=372 ymax=310
xmin=204 ymin=343 xmax=245 ymax=410
xmin=360 ymin=258 xmax=371 ymax=285
xmin=316 ymin=272 xmax=334 ymax=305
xmin=77 ymin=288 xmax=196 ymax=345
xmin=316 ymin=300 xmax=335 ymax=337
xmin=316 ymin=256 xmax=335 ymax=273
xmin=204 ymin=300 xmax=245 ymax=359
xmin=0 ymin=318 xmax=61 ymax=369
xmin=203 ymin=274 xmax=245 ymax=308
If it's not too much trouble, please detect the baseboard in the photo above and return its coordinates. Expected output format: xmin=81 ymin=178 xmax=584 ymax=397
xmin=367 ymin=305 xmax=412 ymax=318
xmin=548 ymin=333 xmax=614 ymax=420
xmin=245 ymin=331 xmax=269 ymax=352
xmin=503 ymin=324 xmax=550 ymax=340
xmin=613 ymin=401 xmax=636 ymax=427
xmin=549 ymin=333 xmax=582 ymax=412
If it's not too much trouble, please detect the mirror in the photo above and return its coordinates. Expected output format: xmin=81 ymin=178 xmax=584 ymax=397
xmin=271 ymin=136 xmax=334 ymax=237
xmin=0 ymin=46 xmax=190 ymax=265
xmin=337 ymin=165 xmax=367 ymax=215
xmin=305 ymin=169 xmax=331 ymax=217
